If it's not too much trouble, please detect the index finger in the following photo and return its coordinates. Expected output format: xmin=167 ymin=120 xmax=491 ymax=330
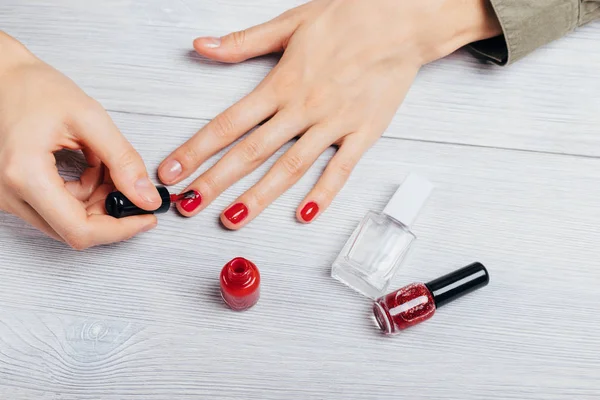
xmin=71 ymin=99 xmax=161 ymax=210
xmin=158 ymin=87 xmax=277 ymax=185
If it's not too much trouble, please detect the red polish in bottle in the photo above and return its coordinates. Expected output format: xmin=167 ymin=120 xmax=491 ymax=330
xmin=373 ymin=283 xmax=436 ymax=332
xmin=220 ymin=257 xmax=260 ymax=311
xmin=373 ymin=262 xmax=489 ymax=334
xmin=178 ymin=190 xmax=202 ymax=212
xmin=224 ymin=203 xmax=248 ymax=224
xmin=300 ymin=202 xmax=319 ymax=222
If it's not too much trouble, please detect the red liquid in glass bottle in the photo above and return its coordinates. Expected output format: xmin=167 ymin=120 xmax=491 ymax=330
xmin=373 ymin=262 xmax=489 ymax=334
xmin=373 ymin=283 xmax=436 ymax=333
xmin=220 ymin=257 xmax=260 ymax=311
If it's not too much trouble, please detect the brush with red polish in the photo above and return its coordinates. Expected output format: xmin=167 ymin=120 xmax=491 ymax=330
xmin=105 ymin=185 xmax=200 ymax=218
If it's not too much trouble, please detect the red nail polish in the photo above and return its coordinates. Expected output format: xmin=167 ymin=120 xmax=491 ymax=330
xmin=373 ymin=283 xmax=436 ymax=333
xmin=300 ymin=201 xmax=319 ymax=222
xmin=177 ymin=190 xmax=202 ymax=212
xmin=373 ymin=263 xmax=489 ymax=335
xmin=220 ymin=257 xmax=260 ymax=311
xmin=224 ymin=203 xmax=248 ymax=224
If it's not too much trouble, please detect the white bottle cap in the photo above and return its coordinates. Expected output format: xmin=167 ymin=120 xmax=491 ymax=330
xmin=382 ymin=173 xmax=433 ymax=227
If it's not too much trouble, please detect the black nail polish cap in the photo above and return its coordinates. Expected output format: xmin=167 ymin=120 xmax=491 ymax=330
xmin=425 ymin=262 xmax=489 ymax=308
xmin=105 ymin=186 xmax=171 ymax=218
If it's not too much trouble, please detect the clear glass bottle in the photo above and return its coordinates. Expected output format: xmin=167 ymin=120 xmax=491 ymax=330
xmin=331 ymin=173 xmax=433 ymax=299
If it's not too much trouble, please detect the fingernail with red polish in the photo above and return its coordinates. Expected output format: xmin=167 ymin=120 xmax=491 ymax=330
xmin=179 ymin=190 xmax=202 ymax=213
xmin=224 ymin=203 xmax=249 ymax=225
xmin=300 ymin=201 xmax=319 ymax=222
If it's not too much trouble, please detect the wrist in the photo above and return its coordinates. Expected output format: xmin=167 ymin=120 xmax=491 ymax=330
xmin=455 ymin=0 xmax=502 ymax=44
xmin=419 ymin=0 xmax=502 ymax=64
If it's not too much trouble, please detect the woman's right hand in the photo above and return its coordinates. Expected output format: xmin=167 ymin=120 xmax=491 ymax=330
xmin=0 ymin=32 xmax=160 ymax=249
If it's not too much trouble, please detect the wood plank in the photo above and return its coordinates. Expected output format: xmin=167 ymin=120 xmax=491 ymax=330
xmin=1 ymin=0 xmax=599 ymax=156
xmin=0 ymin=112 xmax=599 ymax=398
xmin=0 ymin=307 xmax=598 ymax=399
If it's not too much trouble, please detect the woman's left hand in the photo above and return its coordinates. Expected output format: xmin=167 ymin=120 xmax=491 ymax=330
xmin=159 ymin=0 xmax=501 ymax=229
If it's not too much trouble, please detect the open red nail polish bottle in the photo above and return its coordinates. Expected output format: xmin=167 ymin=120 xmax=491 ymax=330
xmin=220 ymin=258 xmax=260 ymax=311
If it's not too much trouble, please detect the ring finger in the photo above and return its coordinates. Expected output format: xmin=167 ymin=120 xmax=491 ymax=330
xmin=296 ymin=133 xmax=370 ymax=224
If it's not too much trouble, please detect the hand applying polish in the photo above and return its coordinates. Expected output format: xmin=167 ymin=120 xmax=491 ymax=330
xmin=0 ymin=32 xmax=161 ymax=249
xmin=158 ymin=0 xmax=501 ymax=229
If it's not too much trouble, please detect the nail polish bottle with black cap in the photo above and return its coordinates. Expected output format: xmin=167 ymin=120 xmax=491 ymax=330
xmin=373 ymin=262 xmax=489 ymax=334
xmin=105 ymin=186 xmax=171 ymax=218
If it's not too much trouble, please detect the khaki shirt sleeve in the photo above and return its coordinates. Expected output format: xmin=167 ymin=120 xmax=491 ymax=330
xmin=469 ymin=0 xmax=600 ymax=65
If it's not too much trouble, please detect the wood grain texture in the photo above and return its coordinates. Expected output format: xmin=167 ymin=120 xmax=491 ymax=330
xmin=1 ymin=0 xmax=600 ymax=398
xmin=1 ymin=112 xmax=600 ymax=399
xmin=1 ymin=0 xmax=600 ymax=156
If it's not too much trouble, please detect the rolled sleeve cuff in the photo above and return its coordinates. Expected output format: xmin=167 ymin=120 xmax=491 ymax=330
xmin=468 ymin=0 xmax=579 ymax=65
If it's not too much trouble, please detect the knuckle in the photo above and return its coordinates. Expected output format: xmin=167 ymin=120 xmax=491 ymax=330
xmin=121 ymin=230 xmax=138 ymax=243
xmin=239 ymin=139 xmax=264 ymax=164
xmin=278 ymin=8 xmax=296 ymax=20
xmin=68 ymin=240 xmax=90 ymax=251
xmin=251 ymin=189 xmax=269 ymax=208
xmin=63 ymin=226 xmax=91 ymax=251
xmin=79 ymin=97 xmax=104 ymax=117
xmin=181 ymin=145 xmax=200 ymax=166
xmin=116 ymin=148 xmax=141 ymax=171
xmin=201 ymin=175 xmax=219 ymax=194
xmin=62 ymin=120 xmax=77 ymax=138
xmin=211 ymin=112 xmax=236 ymax=139
xmin=280 ymin=153 xmax=305 ymax=177
xmin=319 ymin=185 xmax=337 ymax=200
xmin=272 ymin=69 xmax=300 ymax=96
xmin=302 ymin=87 xmax=329 ymax=111
xmin=332 ymin=158 xmax=355 ymax=178
xmin=2 ymin=162 xmax=24 ymax=191
xmin=229 ymin=30 xmax=247 ymax=49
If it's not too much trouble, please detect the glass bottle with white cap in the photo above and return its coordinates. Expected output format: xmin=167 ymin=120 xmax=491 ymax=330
xmin=331 ymin=173 xmax=434 ymax=299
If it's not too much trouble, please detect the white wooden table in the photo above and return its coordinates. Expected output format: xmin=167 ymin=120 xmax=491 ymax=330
xmin=1 ymin=1 xmax=600 ymax=399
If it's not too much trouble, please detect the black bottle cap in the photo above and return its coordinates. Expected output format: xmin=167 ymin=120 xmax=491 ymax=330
xmin=425 ymin=262 xmax=489 ymax=308
xmin=105 ymin=186 xmax=171 ymax=218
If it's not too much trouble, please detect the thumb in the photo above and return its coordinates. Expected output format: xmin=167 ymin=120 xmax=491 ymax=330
xmin=73 ymin=101 xmax=161 ymax=211
xmin=193 ymin=7 xmax=306 ymax=63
